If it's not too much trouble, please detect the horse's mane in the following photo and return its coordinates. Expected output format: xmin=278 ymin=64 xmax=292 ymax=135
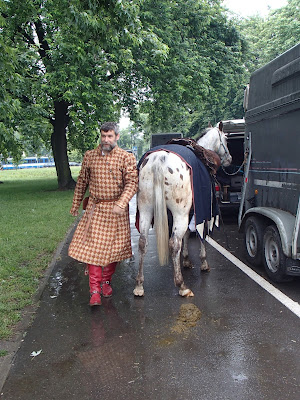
xmin=195 ymin=126 xmax=215 ymax=142
xmin=195 ymin=121 xmax=223 ymax=142
xmin=198 ymin=127 xmax=212 ymax=138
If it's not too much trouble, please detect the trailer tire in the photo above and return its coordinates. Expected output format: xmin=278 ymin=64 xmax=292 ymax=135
xmin=244 ymin=216 xmax=264 ymax=266
xmin=263 ymin=225 xmax=292 ymax=282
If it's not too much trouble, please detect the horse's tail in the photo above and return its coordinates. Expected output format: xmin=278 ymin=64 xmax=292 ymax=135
xmin=152 ymin=163 xmax=169 ymax=266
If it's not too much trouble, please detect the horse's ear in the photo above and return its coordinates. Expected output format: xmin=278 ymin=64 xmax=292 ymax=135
xmin=218 ymin=121 xmax=223 ymax=132
xmin=208 ymin=122 xmax=212 ymax=128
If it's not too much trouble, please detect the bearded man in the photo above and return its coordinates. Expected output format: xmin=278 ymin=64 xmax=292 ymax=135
xmin=68 ymin=122 xmax=138 ymax=306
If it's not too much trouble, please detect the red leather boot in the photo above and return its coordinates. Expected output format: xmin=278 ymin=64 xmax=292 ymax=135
xmin=101 ymin=262 xmax=117 ymax=297
xmin=88 ymin=264 xmax=102 ymax=306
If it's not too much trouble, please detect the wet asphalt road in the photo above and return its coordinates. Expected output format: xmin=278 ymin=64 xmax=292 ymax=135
xmin=212 ymin=206 xmax=300 ymax=305
xmin=1 ymin=198 xmax=300 ymax=400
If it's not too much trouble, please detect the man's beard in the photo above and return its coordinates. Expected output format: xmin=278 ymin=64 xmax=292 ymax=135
xmin=102 ymin=142 xmax=117 ymax=152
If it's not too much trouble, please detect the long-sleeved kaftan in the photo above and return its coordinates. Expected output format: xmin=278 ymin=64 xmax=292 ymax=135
xmin=68 ymin=145 xmax=138 ymax=266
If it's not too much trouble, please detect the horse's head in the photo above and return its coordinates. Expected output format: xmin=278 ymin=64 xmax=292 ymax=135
xmin=197 ymin=122 xmax=232 ymax=167
xmin=216 ymin=125 xmax=232 ymax=167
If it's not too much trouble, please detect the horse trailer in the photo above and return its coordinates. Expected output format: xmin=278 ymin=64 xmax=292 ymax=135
xmin=239 ymin=43 xmax=300 ymax=282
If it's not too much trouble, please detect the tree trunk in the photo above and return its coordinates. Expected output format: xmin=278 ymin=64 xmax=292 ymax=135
xmin=51 ymin=100 xmax=76 ymax=190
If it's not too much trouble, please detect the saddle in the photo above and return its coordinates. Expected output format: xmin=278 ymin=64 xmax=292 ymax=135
xmin=166 ymin=138 xmax=221 ymax=176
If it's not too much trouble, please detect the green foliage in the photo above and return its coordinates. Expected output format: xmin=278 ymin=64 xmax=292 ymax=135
xmin=0 ymin=0 xmax=167 ymax=160
xmin=1 ymin=0 xmax=298 ymax=163
xmin=0 ymin=6 xmax=22 ymax=159
xmin=118 ymin=125 xmax=147 ymax=158
xmin=68 ymin=149 xmax=84 ymax=163
xmin=239 ymin=0 xmax=300 ymax=73
xmin=258 ymin=0 xmax=300 ymax=64
xmin=118 ymin=130 xmax=133 ymax=150
xmin=130 ymin=0 xmax=247 ymax=135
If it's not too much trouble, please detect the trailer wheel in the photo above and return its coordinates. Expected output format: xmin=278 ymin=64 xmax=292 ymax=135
xmin=244 ymin=216 xmax=264 ymax=266
xmin=263 ymin=225 xmax=291 ymax=282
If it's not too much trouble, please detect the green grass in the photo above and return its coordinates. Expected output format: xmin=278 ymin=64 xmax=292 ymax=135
xmin=0 ymin=167 xmax=80 ymax=339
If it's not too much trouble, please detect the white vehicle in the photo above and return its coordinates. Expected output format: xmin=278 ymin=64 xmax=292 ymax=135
xmin=1 ymin=156 xmax=55 ymax=170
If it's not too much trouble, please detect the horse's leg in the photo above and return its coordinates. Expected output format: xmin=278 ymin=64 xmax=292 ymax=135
xmin=133 ymin=233 xmax=147 ymax=296
xmin=170 ymin=214 xmax=194 ymax=297
xmin=182 ymin=229 xmax=193 ymax=268
xmin=200 ymin=240 xmax=210 ymax=272
xmin=182 ymin=229 xmax=210 ymax=271
xmin=133 ymin=208 xmax=153 ymax=297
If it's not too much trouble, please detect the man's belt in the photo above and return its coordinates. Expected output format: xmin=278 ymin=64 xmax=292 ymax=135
xmin=83 ymin=196 xmax=120 ymax=242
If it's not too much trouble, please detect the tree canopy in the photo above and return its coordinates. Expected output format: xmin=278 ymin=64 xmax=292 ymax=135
xmin=239 ymin=0 xmax=300 ymax=71
xmin=131 ymin=0 xmax=247 ymax=138
xmin=0 ymin=0 xmax=167 ymax=188
xmin=1 ymin=0 xmax=299 ymax=188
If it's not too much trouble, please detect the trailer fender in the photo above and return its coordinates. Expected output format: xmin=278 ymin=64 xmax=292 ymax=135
xmin=240 ymin=207 xmax=296 ymax=258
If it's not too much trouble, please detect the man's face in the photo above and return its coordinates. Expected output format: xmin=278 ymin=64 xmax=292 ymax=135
xmin=101 ymin=130 xmax=120 ymax=152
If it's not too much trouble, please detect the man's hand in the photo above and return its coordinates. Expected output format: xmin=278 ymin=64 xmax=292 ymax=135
xmin=112 ymin=204 xmax=126 ymax=215
xmin=70 ymin=209 xmax=79 ymax=217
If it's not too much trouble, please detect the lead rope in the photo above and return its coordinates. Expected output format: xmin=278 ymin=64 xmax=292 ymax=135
xmin=212 ymin=175 xmax=232 ymax=250
xmin=214 ymin=153 xmax=249 ymax=250
xmin=218 ymin=150 xmax=248 ymax=248
xmin=221 ymin=150 xmax=249 ymax=176
xmin=219 ymin=210 xmax=232 ymax=250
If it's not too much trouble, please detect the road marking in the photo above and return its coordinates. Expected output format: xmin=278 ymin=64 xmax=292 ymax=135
xmin=206 ymin=237 xmax=300 ymax=318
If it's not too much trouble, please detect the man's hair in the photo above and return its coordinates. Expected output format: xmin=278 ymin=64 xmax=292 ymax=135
xmin=100 ymin=122 xmax=119 ymax=135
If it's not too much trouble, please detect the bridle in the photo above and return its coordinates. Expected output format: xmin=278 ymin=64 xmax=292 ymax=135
xmin=217 ymin=129 xmax=231 ymax=159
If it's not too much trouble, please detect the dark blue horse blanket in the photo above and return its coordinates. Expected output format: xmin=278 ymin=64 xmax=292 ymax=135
xmin=137 ymin=144 xmax=219 ymax=238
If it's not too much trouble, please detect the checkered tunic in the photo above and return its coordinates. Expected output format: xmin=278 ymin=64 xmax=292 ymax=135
xmin=68 ymin=145 xmax=138 ymax=266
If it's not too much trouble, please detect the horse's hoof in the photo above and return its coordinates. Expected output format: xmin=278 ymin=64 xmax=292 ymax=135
xmin=183 ymin=259 xmax=193 ymax=269
xmin=179 ymin=288 xmax=194 ymax=297
xmin=200 ymin=263 xmax=210 ymax=272
xmin=133 ymin=287 xmax=144 ymax=297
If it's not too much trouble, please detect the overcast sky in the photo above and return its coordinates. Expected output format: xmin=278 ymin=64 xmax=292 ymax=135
xmin=222 ymin=0 xmax=287 ymax=17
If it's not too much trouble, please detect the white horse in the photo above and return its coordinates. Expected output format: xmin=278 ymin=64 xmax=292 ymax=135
xmin=133 ymin=124 xmax=232 ymax=297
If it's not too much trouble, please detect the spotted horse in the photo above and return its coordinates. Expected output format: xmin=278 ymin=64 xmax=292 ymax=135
xmin=134 ymin=124 xmax=232 ymax=297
